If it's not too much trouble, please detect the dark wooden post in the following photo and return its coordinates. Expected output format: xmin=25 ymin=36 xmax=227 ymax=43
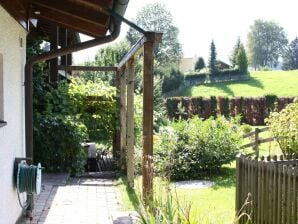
xmin=49 ymin=26 xmax=59 ymax=83
xmin=113 ymin=71 xmax=121 ymax=167
xmin=142 ymin=34 xmax=155 ymax=203
xmin=126 ymin=59 xmax=135 ymax=187
xmin=255 ymin=128 xmax=260 ymax=157
xmin=120 ymin=66 xmax=127 ymax=170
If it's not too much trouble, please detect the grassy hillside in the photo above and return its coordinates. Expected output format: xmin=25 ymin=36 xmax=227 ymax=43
xmin=174 ymin=70 xmax=298 ymax=97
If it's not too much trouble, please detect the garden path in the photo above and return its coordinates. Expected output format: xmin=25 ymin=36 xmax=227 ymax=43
xmin=19 ymin=172 xmax=134 ymax=224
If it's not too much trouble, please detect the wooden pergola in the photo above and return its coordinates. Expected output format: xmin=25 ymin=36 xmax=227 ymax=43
xmin=0 ymin=0 xmax=162 ymax=202
xmin=60 ymin=32 xmax=162 ymax=201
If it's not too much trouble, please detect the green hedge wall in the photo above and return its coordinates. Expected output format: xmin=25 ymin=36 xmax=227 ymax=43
xmin=166 ymin=96 xmax=295 ymax=125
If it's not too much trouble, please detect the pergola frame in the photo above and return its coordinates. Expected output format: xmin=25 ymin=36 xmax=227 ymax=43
xmin=61 ymin=32 xmax=162 ymax=202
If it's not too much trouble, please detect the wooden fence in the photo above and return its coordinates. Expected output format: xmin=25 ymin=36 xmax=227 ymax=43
xmin=241 ymin=127 xmax=274 ymax=157
xmin=236 ymin=154 xmax=298 ymax=224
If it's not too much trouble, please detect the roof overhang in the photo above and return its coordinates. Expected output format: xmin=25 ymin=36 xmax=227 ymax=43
xmin=0 ymin=0 xmax=129 ymax=38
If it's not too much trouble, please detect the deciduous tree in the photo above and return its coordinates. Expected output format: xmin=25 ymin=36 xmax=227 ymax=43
xmin=126 ymin=2 xmax=182 ymax=67
xmin=282 ymin=37 xmax=298 ymax=70
xmin=247 ymin=19 xmax=288 ymax=69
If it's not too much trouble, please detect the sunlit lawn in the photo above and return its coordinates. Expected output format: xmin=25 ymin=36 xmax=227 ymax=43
xmin=175 ymin=70 xmax=298 ymax=97
xmin=117 ymin=164 xmax=237 ymax=223
xmin=117 ymin=125 xmax=282 ymax=223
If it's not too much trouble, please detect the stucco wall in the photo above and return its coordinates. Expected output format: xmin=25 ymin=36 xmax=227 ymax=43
xmin=0 ymin=6 xmax=26 ymax=224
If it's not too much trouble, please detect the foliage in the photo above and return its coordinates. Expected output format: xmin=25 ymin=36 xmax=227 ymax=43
xmin=266 ymin=99 xmax=298 ymax=155
xmin=230 ymin=38 xmax=241 ymax=67
xmin=34 ymin=116 xmax=88 ymax=174
xmin=49 ymin=78 xmax=117 ymax=144
xmin=208 ymin=40 xmax=217 ymax=75
xmin=195 ymin=57 xmax=206 ymax=71
xmin=218 ymin=96 xmax=230 ymax=117
xmin=247 ymin=19 xmax=288 ymax=69
xmin=154 ymin=116 xmax=242 ymax=180
xmin=162 ymin=69 xmax=184 ymax=93
xmin=236 ymin=44 xmax=248 ymax=73
xmin=282 ymin=37 xmax=298 ymax=70
xmin=175 ymin=70 xmax=298 ymax=97
xmin=126 ymin=2 xmax=182 ymax=67
xmin=166 ymin=96 xmax=295 ymax=125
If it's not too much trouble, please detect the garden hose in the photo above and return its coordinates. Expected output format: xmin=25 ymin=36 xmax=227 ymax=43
xmin=16 ymin=163 xmax=42 ymax=209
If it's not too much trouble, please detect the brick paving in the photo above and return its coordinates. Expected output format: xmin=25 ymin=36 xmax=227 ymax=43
xmin=19 ymin=173 xmax=134 ymax=224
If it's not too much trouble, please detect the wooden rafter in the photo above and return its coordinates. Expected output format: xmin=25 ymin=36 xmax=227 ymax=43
xmin=31 ymin=5 xmax=107 ymax=37
xmin=32 ymin=0 xmax=109 ymax=28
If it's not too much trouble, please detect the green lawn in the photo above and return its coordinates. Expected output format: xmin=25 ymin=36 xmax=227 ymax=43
xmin=117 ymin=126 xmax=282 ymax=223
xmin=175 ymin=70 xmax=298 ymax=97
xmin=117 ymin=165 xmax=237 ymax=223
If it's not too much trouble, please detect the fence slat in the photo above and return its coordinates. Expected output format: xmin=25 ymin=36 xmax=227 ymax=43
xmin=293 ymin=168 xmax=297 ymax=224
xmin=236 ymin=155 xmax=298 ymax=224
xmin=282 ymin=165 xmax=286 ymax=224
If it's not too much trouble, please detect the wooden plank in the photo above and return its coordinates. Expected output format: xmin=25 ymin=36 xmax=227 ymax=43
xmin=57 ymin=65 xmax=118 ymax=72
xmin=254 ymin=128 xmax=260 ymax=158
xmin=126 ymin=59 xmax=135 ymax=188
xmin=119 ymin=67 xmax=127 ymax=170
xmin=277 ymin=165 xmax=282 ymax=224
xmin=243 ymin=131 xmax=255 ymax=138
xmin=282 ymin=165 xmax=286 ymax=224
xmin=286 ymin=167 xmax=292 ymax=224
xmin=142 ymin=39 xmax=155 ymax=204
xmin=118 ymin=35 xmax=147 ymax=69
xmin=113 ymin=72 xmax=121 ymax=166
xmin=235 ymin=156 xmax=241 ymax=213
xmin=260 ymin=157 xmax=265 ymax=224
xmin=33 ymin=6 xmax=107 ymax=37
xmin=118 ymin=32 xmax=162 ymax=69
xmin=273 ymin=163 xmax=277 ymax=224
xmin=293 ymin=168 xmax=297 ymax=224
xmin=32 ymin=0 xmax=109 ymax=27
xmin=49 ymin=26 xmax=59 ymax=83
xmin=257 ymin=158 xmax=262 ymax=224
xmin=241 ymin=142 xmax=256 ymax=149
xmin=259 ymin=126 xmax=270 ymax=132
xmin=258 ymin=137 xmax=275 ymax=144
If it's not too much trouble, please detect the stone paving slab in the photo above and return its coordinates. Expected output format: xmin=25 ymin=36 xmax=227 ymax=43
xmin=19 ymin=172 xmax=134 ymax=224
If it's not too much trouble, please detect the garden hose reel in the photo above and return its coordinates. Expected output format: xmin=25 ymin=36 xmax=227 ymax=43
xmin=14 ymin=158 xmax=43 ymax=210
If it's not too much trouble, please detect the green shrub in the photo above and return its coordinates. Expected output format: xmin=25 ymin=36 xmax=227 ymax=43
xmin=266 ymin=99 xmax=298 ymax=155
xmin=34 ymin=116 xmax=88 ymax=174
xmin=162 ymin=69 xmax=184 ymax=93
xmin=154 ymin=116 xmax=242 ymax=180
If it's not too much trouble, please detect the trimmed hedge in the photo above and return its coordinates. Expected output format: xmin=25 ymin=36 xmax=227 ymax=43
xmin=166 ymin=96 xmax=295 ymax=125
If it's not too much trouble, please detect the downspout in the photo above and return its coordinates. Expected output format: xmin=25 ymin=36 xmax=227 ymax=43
xmin=25 ymin=24 xmax=121 ymax=161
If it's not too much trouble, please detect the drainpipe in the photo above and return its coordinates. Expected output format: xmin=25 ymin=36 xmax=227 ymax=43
xmin=25 ymin=24 xmax=121 ymax=161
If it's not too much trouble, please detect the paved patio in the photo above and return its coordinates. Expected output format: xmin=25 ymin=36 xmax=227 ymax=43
xmin=19 ymin=172 xmax=135 ymax=224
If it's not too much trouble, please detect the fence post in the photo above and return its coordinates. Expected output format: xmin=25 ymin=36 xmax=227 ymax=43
xmin=254 ymin=128 xmax=260 ymax=157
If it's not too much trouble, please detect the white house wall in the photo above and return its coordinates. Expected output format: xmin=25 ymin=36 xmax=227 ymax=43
xmin=0 ymin=5 xmax=26 ymax=224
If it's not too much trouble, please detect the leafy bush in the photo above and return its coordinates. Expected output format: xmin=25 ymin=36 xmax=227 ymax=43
xmin=34 ymin=116 xmax=88 ymax=174
xmin=154 ymin=116 xmax=242 ymax=180
xmin=162 ymin=69 xmax=184 ymax=93
xmin=266 ymin=99 xmax=298 ymax=155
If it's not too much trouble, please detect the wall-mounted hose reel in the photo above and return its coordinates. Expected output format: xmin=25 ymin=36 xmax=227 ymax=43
xmin=14 ymin=158 xmax=42 ymax=211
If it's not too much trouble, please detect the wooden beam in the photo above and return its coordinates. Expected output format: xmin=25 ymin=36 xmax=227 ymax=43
xmin=142 ymin=38 xmax=155 ymax=204
xmin=126 ymin=59 xmax=135 ymax=188
xmin=49 ymin=26 xmax=59 ymax=83
xmin=118 ymin=36 xmax=147 ymax=69
xmin=32 ymin=0 xmax=109 ymax=28
xmin=70 ymin=0 xmax=113 ymax=11
xmin=57 ymin=65 xmax=118 ymax=72
xmin=120 ymin=67 xmax=127 ymax=170
xmin=32 ymin=5 xmax=107 ymax=37
xmin=114 ymin=71 xmax=121 ymax=166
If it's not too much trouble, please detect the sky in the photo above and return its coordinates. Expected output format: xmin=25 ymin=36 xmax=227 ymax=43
xmin=73 ymin=0 xmax=298 ymax=64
